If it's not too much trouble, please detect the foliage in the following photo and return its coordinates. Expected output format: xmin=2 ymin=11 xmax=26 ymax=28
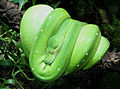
xmin=102 ymin=17 xmax=120 ymax=51
xmin=0 ymin=20 xmax=34 ymax=89
xmin=9 ymin=0 xmax=28 ymax=11
xmin=32 ymin=0 xmax=36 ymax=5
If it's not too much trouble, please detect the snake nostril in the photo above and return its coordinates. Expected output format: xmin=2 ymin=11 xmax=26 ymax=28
xmin=57 ymin=68 xmax=60 ymax=71
xmin=46 ymin=59 xmax=48 ymax=62
xmin=36 ymin=50 xmax=39 ymax=53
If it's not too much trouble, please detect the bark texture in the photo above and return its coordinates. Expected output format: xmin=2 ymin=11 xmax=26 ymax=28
xmin=0 ymin=0 xmax=120 ymax=72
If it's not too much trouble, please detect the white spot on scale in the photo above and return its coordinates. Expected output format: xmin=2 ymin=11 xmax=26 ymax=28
xmin=86 ymin=53 xmax=88 ymax=55
xmin=57 ymin=68 xmax=60 ymax=71
xmin=96 ymin=33 xmax=99 ymax=35
xmin=77 ymin=64 xmax=79 ymax=67
xmin=32 ymin=68 xmax=34 ymax=71
xmin=37 ymin=50 xmax=39 ymax=53
xmin=41 ymin=29 xmax=43 ymax=32
xmin=83 ymin=59 xmax=85 ymax=62
xmin=99 ymin=57 xmax=101 ymax=59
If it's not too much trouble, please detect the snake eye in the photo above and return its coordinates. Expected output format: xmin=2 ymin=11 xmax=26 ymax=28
xmin=50 ymin=50 xmax=54 ymax=54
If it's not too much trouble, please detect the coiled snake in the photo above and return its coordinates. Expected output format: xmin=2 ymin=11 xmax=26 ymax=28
xmin=20 ymin=5 xmax=110 ymax=82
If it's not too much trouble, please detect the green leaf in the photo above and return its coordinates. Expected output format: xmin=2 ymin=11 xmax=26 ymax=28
xmin=32 ymin=0 xmax=36 ymax=5
xmin=19 ymin=0 xmax=28 ymax=11
xmin=3 ymin=79 xmax=16 ymax=85
xmin=0 ymin=60 xmax=13 ymax=67
xmin=9 ymin=0 xmax=19 ymax=3
xmin=9 ymin=0 xmax=28 ymax=11
xmin=12 ymin=39 xmax=22 ymax=49
xmin=0 ymin=87 xmax=11 ymax=89
xmin=12 ymin=70 xmax=22 ymax=80
xmin=7 ymin=54 xmax=16 ymax=63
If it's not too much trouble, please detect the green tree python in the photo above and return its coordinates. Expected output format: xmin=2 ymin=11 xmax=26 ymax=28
xmin=20 ymin=5 xmax=110 ymax=82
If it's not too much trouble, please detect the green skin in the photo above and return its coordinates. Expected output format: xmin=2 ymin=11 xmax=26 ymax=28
xmin=20 ymin=5 xmax=110 ymax=82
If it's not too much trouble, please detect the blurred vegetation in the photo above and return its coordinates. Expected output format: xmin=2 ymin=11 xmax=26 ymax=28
xmin=0 ymin=0 xmax=120 ymax=89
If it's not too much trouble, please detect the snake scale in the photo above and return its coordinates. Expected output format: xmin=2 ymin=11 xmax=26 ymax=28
xmin=20 ymin=5 xmax=110 ymax=82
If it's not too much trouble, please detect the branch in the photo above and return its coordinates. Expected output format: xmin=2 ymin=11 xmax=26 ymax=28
xmin=93 ymin=49 xmax=120 ymax=72
xmin=0 ymin=0 xmax=24 ymax=32
xmin=0 ymin=0 xmax=120 ymax=73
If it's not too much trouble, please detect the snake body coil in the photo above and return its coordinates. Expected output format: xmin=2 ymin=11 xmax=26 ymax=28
xmin=20 ymin=5 xmax=110 ymax=82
